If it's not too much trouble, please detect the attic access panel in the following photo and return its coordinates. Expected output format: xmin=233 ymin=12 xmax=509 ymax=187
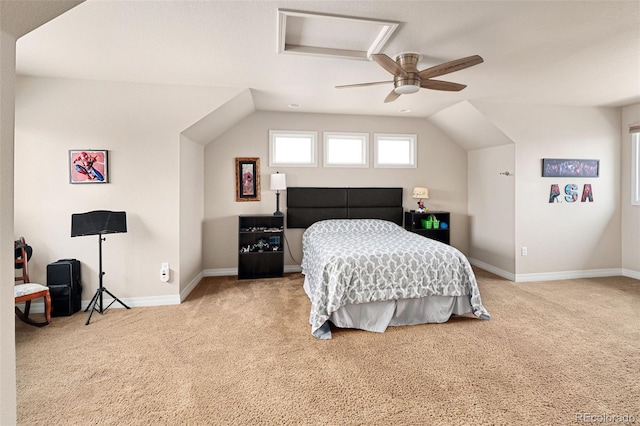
xmin=277 ymin=9 xmax=399 ymax=60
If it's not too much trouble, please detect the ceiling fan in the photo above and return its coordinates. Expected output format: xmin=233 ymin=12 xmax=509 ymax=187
xmin=336 ymin=52 xmax=484 ymax=103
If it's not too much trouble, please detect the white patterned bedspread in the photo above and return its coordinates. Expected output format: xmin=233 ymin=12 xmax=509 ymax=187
xmin=301 ymin=219 xmax=490 ymax=339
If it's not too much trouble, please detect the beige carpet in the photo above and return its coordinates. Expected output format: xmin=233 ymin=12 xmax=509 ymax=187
xmin=15 ymin=269 xmax=640 ymax=425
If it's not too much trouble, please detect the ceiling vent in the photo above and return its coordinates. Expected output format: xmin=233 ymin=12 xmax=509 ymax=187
xmin=277 ymin=9 xmax=399 ymax=60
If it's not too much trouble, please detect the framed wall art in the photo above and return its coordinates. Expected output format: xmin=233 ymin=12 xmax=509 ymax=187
xmin=69 ymin=150 xmax=109 ymax=183
xmin=235 ymin=157 xmax=260 ymax=201
xmin=542 ymin=158 xmax=599 ymax=178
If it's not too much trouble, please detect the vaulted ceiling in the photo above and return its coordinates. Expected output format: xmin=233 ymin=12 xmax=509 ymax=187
xmin=15 ymin=1 xmax=640 ymax=147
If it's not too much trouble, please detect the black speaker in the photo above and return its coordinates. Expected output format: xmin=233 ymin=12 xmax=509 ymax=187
xmin=47 ymin=259 xmax=82 ymax=316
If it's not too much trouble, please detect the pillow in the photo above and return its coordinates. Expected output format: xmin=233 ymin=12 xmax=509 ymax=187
xmin=304 ymin=218 xmax=400 ymax=240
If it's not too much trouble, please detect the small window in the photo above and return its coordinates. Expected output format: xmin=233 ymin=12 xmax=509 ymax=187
xmin=374 ymin=133 xmax=417 ymax=168
xmin=632 ymin=133 xmax=640 ymax=206
xmin=323 ymin=132 xmax=369 ymax=168
xmin=269 ymin=130 xmax=317 ymax=167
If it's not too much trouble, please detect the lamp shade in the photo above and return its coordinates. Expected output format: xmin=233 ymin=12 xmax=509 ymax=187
xmin=412 ymin=187 xmax=429 ymax=199
xmin=270 ymin=173 xmax=287 ymax=191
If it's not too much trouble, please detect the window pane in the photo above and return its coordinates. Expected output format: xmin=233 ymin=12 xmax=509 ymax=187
xmin=269 ymin=131 xmax=317 ymax=167
xmin=374 ymin=134 xmax=417 ymax=168
xmin=274 ymin=137 xmax=312 ymax=163
xmin=323 ymin=132 xmax=368 ymax=167
xmin=377 ymin=139 xmax=411 ymax=164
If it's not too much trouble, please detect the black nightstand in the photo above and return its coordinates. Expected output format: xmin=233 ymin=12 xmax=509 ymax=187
xmin=404 ymin=211 xmax=450 ymax=245
xmin=238 ymin=215 xmax=284 ymax=279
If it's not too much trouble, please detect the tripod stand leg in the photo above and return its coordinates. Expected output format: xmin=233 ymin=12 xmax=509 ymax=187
xmin=85 ymin=287 xmax=130 ymax=325
xmin=85 ymin=288 xmax=103 ymax=325
xmin=103 ymin=287 xmax=131 ymax=310
xmin=84 ymin=288 xmax=101 ymax=313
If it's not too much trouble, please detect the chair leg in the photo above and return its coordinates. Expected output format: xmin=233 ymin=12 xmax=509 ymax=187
xmin=15 ymin=295 xmax=50 ymax=327
xmin=44 ymin=291 xmax=51 ymax=324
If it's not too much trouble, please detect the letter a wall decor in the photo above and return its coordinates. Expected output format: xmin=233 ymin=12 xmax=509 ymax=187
xmin=548 ymin=184 xmax=594 ymax=203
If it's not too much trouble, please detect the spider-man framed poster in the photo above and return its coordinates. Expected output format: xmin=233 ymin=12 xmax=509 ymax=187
xmin=69 ymin=150 xmax=108 ymax=184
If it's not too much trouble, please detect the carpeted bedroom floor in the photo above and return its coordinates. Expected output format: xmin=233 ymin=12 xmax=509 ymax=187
xmin=15 ymin=268 xmax=640 ymax=425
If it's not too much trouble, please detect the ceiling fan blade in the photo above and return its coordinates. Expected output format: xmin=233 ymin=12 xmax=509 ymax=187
xmin=384 ymin=90 xmax=400 ymax=103
xmin=417 ymin=55 xmax=484 ymax=80
xmin=371 ymin=54 xmax=409 ymax=78
xmin=335 ymin=80 xmax=393 ymax=89
xmin=420 ymin=79 xmax=467 ymax=91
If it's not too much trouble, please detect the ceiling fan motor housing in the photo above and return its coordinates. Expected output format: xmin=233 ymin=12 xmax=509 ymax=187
xmin=393 ymin=53 xmax=421 ymax=94
xmin=395 ymin=52 xmax=421 ymax=72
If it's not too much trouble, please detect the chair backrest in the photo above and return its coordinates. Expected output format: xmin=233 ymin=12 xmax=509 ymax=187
xmin=15 ymin=237 xmax=31 ymax=283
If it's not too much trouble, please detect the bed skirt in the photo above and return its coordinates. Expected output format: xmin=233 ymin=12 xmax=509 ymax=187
xmin=304 ymin=277 xmax=474 ymax=338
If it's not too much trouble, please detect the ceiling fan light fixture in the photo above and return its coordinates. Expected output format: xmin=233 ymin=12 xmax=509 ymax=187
xmin=394 ymin=85 xmax=420 ymax=95
xmin=336 ymin=51 xmax=483 ymax=103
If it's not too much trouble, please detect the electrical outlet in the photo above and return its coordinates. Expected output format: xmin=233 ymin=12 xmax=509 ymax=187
xmin=521 ymin=247 xmax=528 ymax=256
xmin=160 ymin=262 xmax=170 ymax=282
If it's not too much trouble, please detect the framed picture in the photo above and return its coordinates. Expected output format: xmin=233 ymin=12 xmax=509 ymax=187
xmin=69 ymin=150 xmax=109 ymax=183
xmin=235 ymin=157 xmax=260 ymax=201
xmin=542 ymin=158 xmax=599 ymax=178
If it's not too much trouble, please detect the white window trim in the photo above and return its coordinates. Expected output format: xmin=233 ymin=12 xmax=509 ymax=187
xmin=632 ymin=133 xmax=640 ymax=206
xmin=269 ymin=130 xmax=318 ymax=167
xmin=373 ymin=133 xmax=417 ymax=168
xmin=323 ymin=132 xmax=369 ymax=168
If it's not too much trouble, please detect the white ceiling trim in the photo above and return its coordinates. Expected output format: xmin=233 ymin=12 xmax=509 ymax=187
xmin=277 ymin=8 xmax=399 ymax=60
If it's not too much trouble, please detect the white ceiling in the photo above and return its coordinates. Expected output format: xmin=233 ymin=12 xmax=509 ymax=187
xmin=16 ymin=0 xmax=640 ymax=120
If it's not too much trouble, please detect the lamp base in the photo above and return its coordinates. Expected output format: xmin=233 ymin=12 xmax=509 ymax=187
xmin=273 ymin=192 xmax=283 ymax=217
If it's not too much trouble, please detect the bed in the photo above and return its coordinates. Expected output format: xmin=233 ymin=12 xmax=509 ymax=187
xmin=287 ymin=187 xmax=491 ymax=339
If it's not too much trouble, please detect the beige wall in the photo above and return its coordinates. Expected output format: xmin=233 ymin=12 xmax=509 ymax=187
xmin=2 ymin=2 xmax=84 ymax=423
xmin=473 ymin=102 xmax=622 ymax=279
xmin=13 ymin=76 xmax=229 ymax=305
xmin=621 ymin=104 xmax=640 ymax=276
xmin=179 ymin=135 xmax=205 ymax=298
xmin=0 ymin=25 xmax=18 ymax=426
xmin=468 ymin=144 xmax=516 ymax=277
xmin=203 ymin=111 xmax=470 ymax=272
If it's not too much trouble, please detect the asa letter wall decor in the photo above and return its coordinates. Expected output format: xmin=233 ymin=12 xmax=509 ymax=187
xmin=549 ymin=184 xmax=594 ymax=203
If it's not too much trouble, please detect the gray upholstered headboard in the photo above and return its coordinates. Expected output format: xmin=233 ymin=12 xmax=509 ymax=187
xmin=286 ymin=187 xmax=403 ymax=228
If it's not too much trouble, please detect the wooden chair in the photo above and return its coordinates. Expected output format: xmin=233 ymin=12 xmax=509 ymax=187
xmin=14 ymin=237 xmax=51 ymax=327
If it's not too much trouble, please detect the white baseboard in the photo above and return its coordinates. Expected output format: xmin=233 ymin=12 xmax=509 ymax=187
xmin=622 ymin=268 xmax=640 ymax=280
xmin=19 ymin=264 xmax=636 ymax=316
xmin=285 ymin=265 xmax=302 ymax=273
xmin=17 ymin=293 xmax=181 ymax=315
xmin=180 ymin=271 xmax=204 ymax=302
xmin=514 ymin=268 xmax=623 ymax=282
xmin=468 ymin=258 xmax=634 ymax=283
xmin=468 ymin=258 xmax=516 ymax=281
xmin=203 ymin=268 xmax=236 ymax=277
